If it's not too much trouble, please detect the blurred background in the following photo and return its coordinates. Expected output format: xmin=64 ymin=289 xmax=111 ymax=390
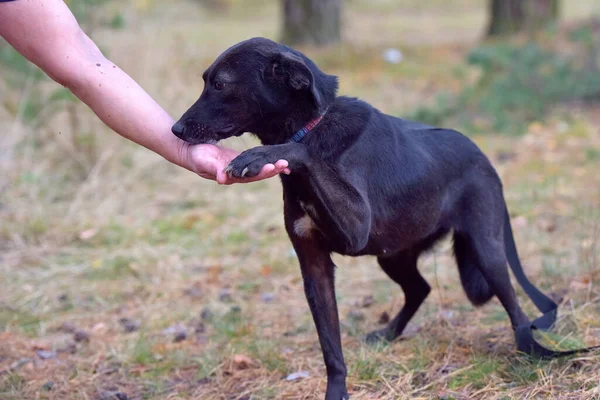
xmin=1 ymin=1 xmax=599 ymax=399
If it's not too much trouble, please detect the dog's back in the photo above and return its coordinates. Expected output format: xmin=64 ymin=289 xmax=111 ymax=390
xmin=282 ymin=95 xmax=502 ymax=258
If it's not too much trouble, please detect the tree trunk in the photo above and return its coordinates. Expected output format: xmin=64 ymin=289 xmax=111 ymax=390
xmin=280 ymin=0 xmax=341 ymax=47
xmin=487 ymin=0 xmax=559 ymax=37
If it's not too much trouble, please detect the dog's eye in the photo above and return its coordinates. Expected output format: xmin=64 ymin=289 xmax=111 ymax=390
xmin=214 ymin=81 xmax=224 ymax=91
xmin=273 ymin=64 xmax=284 ymax=75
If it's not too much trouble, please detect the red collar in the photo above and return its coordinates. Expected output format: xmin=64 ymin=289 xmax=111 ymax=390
xmin=289 ymin=113 xmax=325 ymax=143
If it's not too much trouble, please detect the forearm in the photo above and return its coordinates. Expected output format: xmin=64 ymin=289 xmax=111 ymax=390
xmin=68 ymin=52 xmax=191 ymax=170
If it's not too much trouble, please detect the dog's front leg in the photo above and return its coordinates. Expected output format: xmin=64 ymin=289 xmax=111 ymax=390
xmin=300 ymin=250 xmax=348 ymax=400
xmin=228 ymin=143 xmax=371 ymax=254
xmin=225 ymin=143 xmax=308 ymax=178
xmin=288 ymin=223 xmax=348 ymax=399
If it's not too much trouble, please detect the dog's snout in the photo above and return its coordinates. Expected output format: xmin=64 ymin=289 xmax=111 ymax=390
xmin=171 ymin=121 xmax=185 ymax=137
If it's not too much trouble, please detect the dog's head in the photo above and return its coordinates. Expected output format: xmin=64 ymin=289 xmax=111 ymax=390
xmin=172 ymin=37 xmax=338 ymax=145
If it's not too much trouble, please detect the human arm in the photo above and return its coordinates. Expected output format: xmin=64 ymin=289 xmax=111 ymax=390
xmin=0 ymin=0 xmax=288 ymax=184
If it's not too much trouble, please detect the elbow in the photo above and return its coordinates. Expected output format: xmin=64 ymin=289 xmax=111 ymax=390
xmin=344 ymin=231 xmax=370 ymax=255
xmin=341 ymin=216 xmax=371 ymax=255
xmin=46 ymin=29 xmax=106 ymax=91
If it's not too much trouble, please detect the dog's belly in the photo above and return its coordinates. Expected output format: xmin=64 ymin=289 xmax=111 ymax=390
xmin=359 ymin=215 xmax=442 ymax=256
xmin=291 ymin=199 xmax=444 ymax=257
xmin=362 ymin=223 xmax=437 ymax=256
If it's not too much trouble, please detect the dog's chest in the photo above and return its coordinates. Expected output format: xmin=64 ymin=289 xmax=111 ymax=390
xmin=293 ymin=201 xmax=320 ymax=238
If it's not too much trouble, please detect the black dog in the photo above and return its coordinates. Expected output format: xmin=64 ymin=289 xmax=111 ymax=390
xmin=172 ymin=37 xmax=589 ymax=400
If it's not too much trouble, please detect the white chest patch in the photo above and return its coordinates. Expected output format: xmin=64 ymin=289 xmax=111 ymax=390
xmin=299 ymin=201 xmax=317 ymax=216
xmin=294 ymin=214 xmax=316 ymax=238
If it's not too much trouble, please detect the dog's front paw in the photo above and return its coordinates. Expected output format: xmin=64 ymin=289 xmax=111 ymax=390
xmin=225 ymin=148 xmax=277 ymax=178
xmin=325 ymin=382 xmax=349 ymax=400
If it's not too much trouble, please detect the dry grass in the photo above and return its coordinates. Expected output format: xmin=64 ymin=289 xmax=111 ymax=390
xmin=1 ymin=1 xmax=600 ymax=399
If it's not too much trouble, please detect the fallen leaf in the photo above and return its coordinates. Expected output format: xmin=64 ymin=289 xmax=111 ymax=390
xmin=260 ymin=292 xmax=275 ymax=303
xmin=36 ymin=350 xmax=57 ymax=360
xmin=59 ymin=322 xmax=77 ymax=333
xmin=348 ymin=310 xmax=365 ymax=322
xmin=174 ymin=331 xmax=187 ymax=343
xmin=512 ymin=216 xmax=527 ymax=228
xmin=286 ymin=371 xmax=310 ymax=381
xmin=162 ymin=324 xmax=187 ymax=343
xmin=439 ymin=310 xmax=455 ymax=320
xmin=260 ymin=265 xmax=273 ymax=277
xmin=378 ymin=311 xmax=390 ymax=324
xmin=7 ymin=358 xmax=32 ymax=372
xmin=119 ymin=318 xmax=140 ymax=333
xmin=79 ymin=229 xmax=97 ymax=240
xmin=537 ymin=218 xmax=556 ymax=232
xmin=233 ymin=354 xmax=253 ymax=370
xmin=183 ymin=214 xmax=201 ymax=229
xmin=528 ymin=122 xmax=544 ymax=134
xmin=74 ymin=330 xmax=90 ymax=343
xmin=99 ymin=391 xmax=128 ymax=400
xmin=200 ymin=308 xmax=213 ymax=321
xmin=356 ymin=295 xmax=375 ymax=308
xmin=57 ymin=342 xmax=77 ymax=354
xmin=92 ymin=322 xmax=107 ymax=333
xmin=206 ymin=265 xmax=223 ymax=284
xmin=218 ymin=288 xmax=233 ymax=302
xmin=496 ymin=150 xmax=516 ymax=163
xmin=183 ymin=283 xmax=203 ymax=299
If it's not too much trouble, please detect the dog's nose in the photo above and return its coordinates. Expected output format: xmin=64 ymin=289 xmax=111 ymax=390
xmin=171 ymin=121 xmax=185 ymax=136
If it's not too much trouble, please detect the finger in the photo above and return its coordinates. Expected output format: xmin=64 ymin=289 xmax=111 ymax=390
xmin=272 ymin=159 xmax=290 ymax=175
xmin=272 ymin=166 xmax=290 ymax=175
xmin=273 ymin=159 xmax=289 ymax=169
xmin=252 ymin=163 xmax=276 ymax=179
xmin=216 ymin=170 xmax=232 ymax=185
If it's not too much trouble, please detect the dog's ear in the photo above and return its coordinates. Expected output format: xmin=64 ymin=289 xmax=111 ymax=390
xmin=268 ymin=51 xmax=322 ymax=107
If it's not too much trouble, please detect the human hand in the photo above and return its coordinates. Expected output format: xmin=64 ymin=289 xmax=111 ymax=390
xmin=186 ymin=143 xmax=290 ymax=185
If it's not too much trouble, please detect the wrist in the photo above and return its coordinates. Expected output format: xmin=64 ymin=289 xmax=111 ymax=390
xmin=171 ymin=135 xmax=196 ymax=173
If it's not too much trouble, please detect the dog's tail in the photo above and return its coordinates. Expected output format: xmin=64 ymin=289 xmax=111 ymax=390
xmin=453 ymin=234 xmax=494 ymax=306
xmin=503 ymin=207 xmax=557 ymax=317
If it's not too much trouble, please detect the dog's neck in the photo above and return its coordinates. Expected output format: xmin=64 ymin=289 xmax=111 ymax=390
xmin=251 ymin=73 xmax=338 ymax=145
xmin=289 ymin=112 xmax=326 ymax=143
xmin=251 ymin=106 xmax=328 ymax=145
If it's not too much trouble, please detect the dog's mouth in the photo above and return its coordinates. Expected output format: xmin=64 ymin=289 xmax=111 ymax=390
xmin=172 ymin=122 xmax=244 ymax=145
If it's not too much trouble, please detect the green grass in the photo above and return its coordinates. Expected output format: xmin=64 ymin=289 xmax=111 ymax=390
xmin=0 ymin=308 xmax=42 ymax=337
xmin=131 ymin=334 xmax=155 ymax=365
xmin=210 ymin=307 xmax=252 ymax=340
xmin=0 ymin=374 xmax=27 ymax=398
xmin=245 ymin=340 xmax=287 ymax=373
xmin=448 ymin=357 xmax=501 ymax=390
xmin=194 ymin=350 xmax=222 ymax=380
xmin=349 ymin=347 xmax=385 ymax=382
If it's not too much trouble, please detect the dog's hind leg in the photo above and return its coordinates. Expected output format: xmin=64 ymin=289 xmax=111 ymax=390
xmin=454 ymin=233 xmax=494 ymax=306
xmin=366 ymin=251 xmax=430 ymax=344
xmin=459 ymin=228 xmax=530 ymax=332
